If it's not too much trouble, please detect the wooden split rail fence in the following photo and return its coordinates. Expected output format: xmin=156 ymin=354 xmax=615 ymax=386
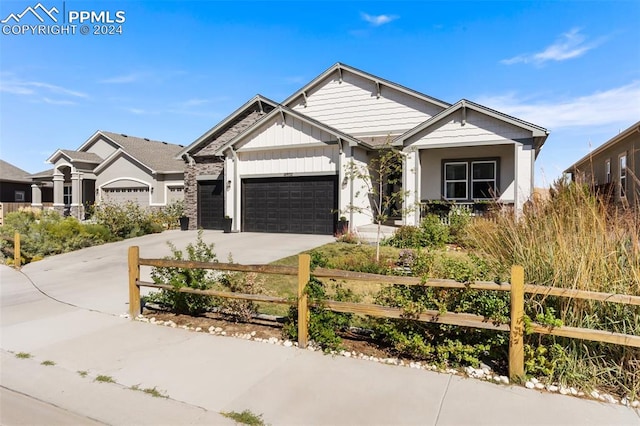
xmin=128 ymin=246 xmax=640 ymax=381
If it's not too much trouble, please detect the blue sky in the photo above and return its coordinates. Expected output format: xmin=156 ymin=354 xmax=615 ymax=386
xmin=1 ymin=0 xmax=639 ymax=186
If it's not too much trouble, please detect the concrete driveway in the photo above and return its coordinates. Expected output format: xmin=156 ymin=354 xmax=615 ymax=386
xmin=16 ymin=230 xmax=333 ymax=316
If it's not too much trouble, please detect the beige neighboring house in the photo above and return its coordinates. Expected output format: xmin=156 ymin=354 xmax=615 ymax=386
xmin=565 ymin=121 xmax=640 ymax=206
xmin=178 ymin=63 xmax=549 ymax=234
xmin=32 ymin=131 xmax=185 ymax=219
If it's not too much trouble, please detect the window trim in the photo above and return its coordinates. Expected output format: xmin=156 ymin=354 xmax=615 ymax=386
xmin=604 ymin=159 xmax=611 ymax=184
xmin=14 ymin=190 xmax=25 ymax=202
xmin=471 ymin=160 xmax=498 ymax=199
xmin=442 ymin=157 xmax=500 ymax=201
xmin=443 ymin=161 xmax=468 ymax=200
xmin=619 ymin=152 xmax=627 ymax=200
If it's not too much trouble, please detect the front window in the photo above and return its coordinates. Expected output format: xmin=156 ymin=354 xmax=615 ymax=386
xmin=14 ymin=191 xmax=25 ymax=202
xmin=471 ymin=161 xmax=497 ymax=199
xmin=63 ymin=184 xmax=72 ymax=205
xmin=443 ymin=158 xmax=499 ymax=200
xmin=619 ymin=154 xmax=627 ymax=199
xmin=444 ymin=162 xmax=467 ymax=200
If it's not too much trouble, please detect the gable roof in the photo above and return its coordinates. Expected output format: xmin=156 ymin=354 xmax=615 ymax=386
xmin=283 ymin=62 xmax=451 ymax=110
xmin=564 ymin=121 xmax=640 ymax=173
xmin=48 ymin=149 xmax=103 ymax=164
xmin=0 ymin=159 xmax=32 ymax=183
xmin=394 ymin=99 xmax=549 ymax=150
xmin=214 ymin=104 xmax=370 ymax=156
xmin=99 ymin=131 xmax=185 ymax=173
xmin=178 ymin=95 xmax=278 ymax=158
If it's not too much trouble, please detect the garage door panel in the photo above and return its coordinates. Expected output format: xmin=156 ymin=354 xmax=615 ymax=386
xmin=198 ymin=180 xmax=224 ymax=229
xmin=242 ymin=176 xmax=337 ymax=235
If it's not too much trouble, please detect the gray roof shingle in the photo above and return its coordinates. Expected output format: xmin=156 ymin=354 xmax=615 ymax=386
xmin=59 ymin=150 xmax=103 ymax=163
xmin=101 ymin=131 xmax=185 ymax=172
xmin=0 ymin=159 xmax=32 ymax=182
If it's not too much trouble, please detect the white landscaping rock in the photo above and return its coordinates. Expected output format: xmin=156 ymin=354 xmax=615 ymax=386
xmin=499 ymin=376 xmax=509 ymax=385
xmin=525 ymin=381 xmax=535 ymax=389
xmin=631 ymin=400 xmax=639 ymax=408
xmin=195 ymin=327 xmax=202 ymax=332
xmin=570 ymin=387 xmax=578 ymax=396
xmin=534 ymin=383 xmax=545 ymax=390
xmin=283 ymin=340 xmax=293 ymax=347
xmin=547 ymin=385 xmax=559 ymax=392
xmin=560 ymin=387 xmax=569 ymax=395
xmin=590 ymin=390 xmax=600 ymax=399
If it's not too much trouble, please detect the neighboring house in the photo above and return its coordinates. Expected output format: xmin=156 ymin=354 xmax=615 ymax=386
xmin=565 ymin=121 xmax=639 ymax=206
xmin=0 ymin=159 xmax=36 ymax=203
xmin=32 ymin=131 xmax=186 ymax=218
xmin=178 ymin=63 xmax=549 ymax=234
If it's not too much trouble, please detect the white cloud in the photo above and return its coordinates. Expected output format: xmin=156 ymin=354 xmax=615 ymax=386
xmin=501 ymin=28 xmax=604 ymax=65
xmin=0 ymin=78 xmax=87 ymax=98
xmin=42 ymin=97 xmax=76 ymax=105
xmin=179 ymin=98 xmax=210 ymax=108
xmin=361 ymin=12 xmax=398 ymax=26
xmin=475 ymin=81 xmax=640 ymax=130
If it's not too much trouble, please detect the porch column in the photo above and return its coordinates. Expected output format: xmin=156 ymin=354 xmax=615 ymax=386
xmin=71 ymin=170 xmax=82 ymax=219
xmin=403 ymin=148 xmax=420 ymax=226
xmin=53 ymin=173 xmax=64 ymax=207
xmin=31 ymin=184 xmax=42 ymax=207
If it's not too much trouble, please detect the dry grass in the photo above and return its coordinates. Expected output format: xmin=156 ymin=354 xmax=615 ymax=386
xmin=465 ymin=179 xmax=640 ymax=397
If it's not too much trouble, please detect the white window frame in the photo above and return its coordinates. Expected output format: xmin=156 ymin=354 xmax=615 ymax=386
xmin=471 ymin=160 xmax=497 ymax=200
xmin=443 ymin=162 xmax=468 ymax=200
xmin=14 ymin=190 xmax=25 ymax=202
xmin=619 ymin=153 xmax=627 ymax=199
xmin=605 ymin=159 xmax=611 ymax=184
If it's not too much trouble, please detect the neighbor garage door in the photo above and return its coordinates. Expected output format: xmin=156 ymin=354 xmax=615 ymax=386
xmin=198 ymin=180 xmax=224 ymax=229
xmin=242 ymin=176 xmax=337 ymax=235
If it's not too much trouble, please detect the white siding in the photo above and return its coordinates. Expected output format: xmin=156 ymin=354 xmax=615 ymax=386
xmin=289 ymin=71 xmax=443 ymax=136
xmin=408 ymin=110 xmax=531 ymax=147
xmin=238 ymin=147 xmax=338 ymax=176
xmin=348 ymin=147 xmax=374 ymax=228
xmin=238 ymin=114 xmax=336 ymax=151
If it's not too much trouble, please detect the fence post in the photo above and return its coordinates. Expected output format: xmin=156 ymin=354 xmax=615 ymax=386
xmin=14 ymin=232 xmax=20 ymax=269
xmin=128 ymin=246 xmax=141 ymax=319
xmin=297 ymin=254 xmax=310 ymax=348
xmin=509 ymin=265 xmax=525 ymax=382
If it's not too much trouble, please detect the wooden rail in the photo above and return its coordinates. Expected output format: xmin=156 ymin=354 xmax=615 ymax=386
xmin=128 ymin=246 xmax=640 ymax=381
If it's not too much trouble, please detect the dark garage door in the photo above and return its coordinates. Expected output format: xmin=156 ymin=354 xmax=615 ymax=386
xmin=198 ymin=180 xmax=224 ymax=229
xmin=242 ymin=176 xmax=337 ymax=235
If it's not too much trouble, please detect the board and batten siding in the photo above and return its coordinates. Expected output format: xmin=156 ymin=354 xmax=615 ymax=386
xmin=237 ymin=114 xmax=338 ymax=150
xmin=407 ymin=110 xmax=531 ymax=148
xmin=238 ymin=147 xmax=338 ymax=176
xmin=289 ymin=71 xmax=444 ymax=136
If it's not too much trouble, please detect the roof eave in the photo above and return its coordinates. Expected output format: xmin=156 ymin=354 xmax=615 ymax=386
xmin=177 ymin=95 xmax=279 ymax=158
xmin=282 ymin=62 xmax=450 ymax=110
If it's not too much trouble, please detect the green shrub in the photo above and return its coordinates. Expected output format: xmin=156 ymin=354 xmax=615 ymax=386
xmin=386 ymin=215 xmax=449 ymax=249
xmin=371 ymin=283 xmax=509 ymax=367
xmin=283 ymin=277 xmax=358 ymax=351
xmin=92 ymin=201 xmax=162 ymax=239
xmin=0 ymin=210 xmax=112 ymax=263
xmin=147 ymin=231 xmax=218 ymax=315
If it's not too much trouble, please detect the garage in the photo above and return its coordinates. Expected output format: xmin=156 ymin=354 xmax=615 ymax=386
xmin=198 ymin=180 xmax=225 ymax=229
xmin=242 ymin=176 xmax=337 ymax=235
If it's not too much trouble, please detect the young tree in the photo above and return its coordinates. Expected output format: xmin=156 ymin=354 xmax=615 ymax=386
xmin=343 ymin=143 xmax=409 ymax=261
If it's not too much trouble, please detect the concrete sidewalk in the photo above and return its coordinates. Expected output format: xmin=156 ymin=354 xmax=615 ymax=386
xmin=1 ymin=232 xmax=639 ymax=425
